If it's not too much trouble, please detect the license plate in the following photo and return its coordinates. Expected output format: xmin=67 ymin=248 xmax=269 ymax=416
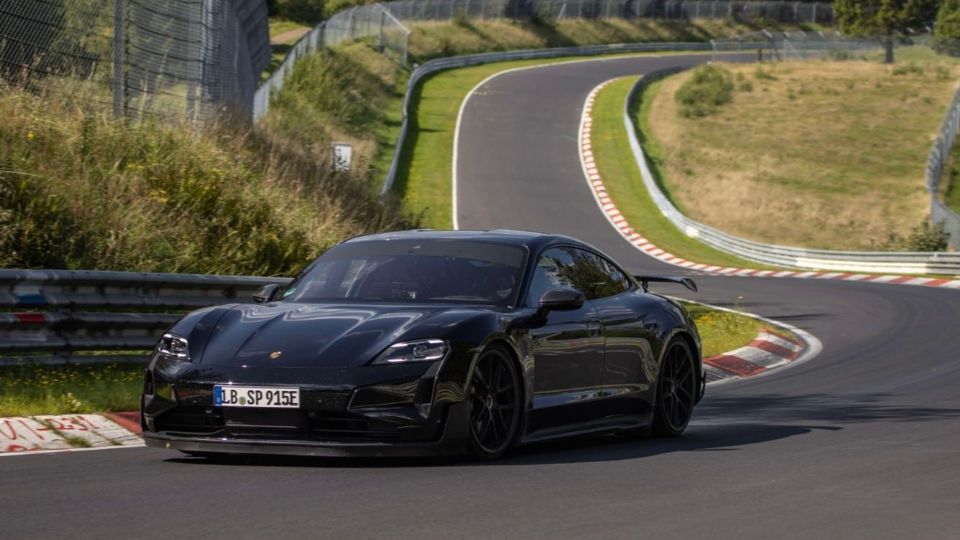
xmin=213 ymin=385 xmax=300 ymax=408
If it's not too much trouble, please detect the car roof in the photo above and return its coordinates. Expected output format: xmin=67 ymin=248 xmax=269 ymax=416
xmin=342 ymin=229 xmax=587 ymax=251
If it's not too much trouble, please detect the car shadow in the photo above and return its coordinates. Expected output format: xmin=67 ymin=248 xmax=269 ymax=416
xmin=163 ymin=393 xmax=960 ymax=469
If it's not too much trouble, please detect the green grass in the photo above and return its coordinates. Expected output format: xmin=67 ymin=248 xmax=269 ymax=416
xmin=269 ymin=19 xmax=309 ymax=42
xmin=943 ymin=139 xmax=960 ymax=214
xmin=683 ymin=302 xmax=767 ymax=358
xmin=0 ymin=363 xmax=144 ymax=417
xmin=590 ymin=76 xmax=767 ymax=269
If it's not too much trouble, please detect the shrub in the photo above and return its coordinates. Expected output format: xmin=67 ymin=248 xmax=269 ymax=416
xmin=882 ymin=219 xmax=950 ymax=252
xmin=892 ymin=62 xmax=924 ymax=76
xmin=754 ymin=68 xmax=778 ymax=81
xmin=675 ymin=65 xmax=734 ymax=118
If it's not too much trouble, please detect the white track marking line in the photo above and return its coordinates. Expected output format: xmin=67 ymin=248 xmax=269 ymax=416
xmin=0 ymin=443 xmax=144 ymax=458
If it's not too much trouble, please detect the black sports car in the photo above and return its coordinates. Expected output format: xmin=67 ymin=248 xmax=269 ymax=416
xmin=142 ymin=230 xmax=704 ymax=459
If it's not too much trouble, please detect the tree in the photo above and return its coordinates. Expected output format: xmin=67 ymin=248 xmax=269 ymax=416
xmin=834 ymin=0 xmax=939 ymax=63
xmin=935 ymin=0 xmax=960 ymax=55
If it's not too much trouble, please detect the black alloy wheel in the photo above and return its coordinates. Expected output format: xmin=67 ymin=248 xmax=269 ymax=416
xmin=467 ymin=345 xmax=522 ymax=459
xmin=653 ymin=339 xmax=697 ymax=436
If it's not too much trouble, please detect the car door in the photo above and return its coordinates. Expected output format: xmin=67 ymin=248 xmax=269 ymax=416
xmin=576 ymin=250 xmax=658 ymax=422
xmin=525 ymin=247 xmax=605 ymax=435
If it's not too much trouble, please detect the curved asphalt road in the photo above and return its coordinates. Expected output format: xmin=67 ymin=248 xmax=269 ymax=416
xmin=3 ymin=54 xmax=960 ymax=540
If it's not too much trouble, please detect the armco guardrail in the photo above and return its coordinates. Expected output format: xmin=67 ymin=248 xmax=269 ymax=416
xmin=0 ymin=270 xmax=291 ymax=362
xmin=380 ymin=41 xmax=712 ymax=196
xmin=624 ymin=69 xmax=960 ymax=274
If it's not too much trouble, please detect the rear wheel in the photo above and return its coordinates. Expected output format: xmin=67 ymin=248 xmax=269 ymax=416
xmin=653 ymin=339 xmax=697 ymax=436
xmin=467 ymin=345 xmax=522 ymax=460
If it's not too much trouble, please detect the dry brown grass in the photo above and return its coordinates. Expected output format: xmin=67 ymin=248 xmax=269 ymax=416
xmin=646 ymin=58 xmax=960 ymax=250
xmin=406 ymin=18 xmax=812 ymax=62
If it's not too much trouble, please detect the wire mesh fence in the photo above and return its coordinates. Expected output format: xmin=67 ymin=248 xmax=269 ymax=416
xmin=710 ymin=30 xmax=881 ymax=62
xmin=382 ymin=0 xmax=833 ymax=23
xmin=254 ymin=4 xmax=410 ymax=121
xmin=927 ymin=86 xmax=960 ymax=250
xmin=0 ymin=0 xmax=269 ymax=123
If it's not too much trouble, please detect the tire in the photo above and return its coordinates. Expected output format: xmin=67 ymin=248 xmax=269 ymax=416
xmin=466 ymin=344 xmax=523 ymax=460
xmin=652 ymin=338 xmax=697 ymax=437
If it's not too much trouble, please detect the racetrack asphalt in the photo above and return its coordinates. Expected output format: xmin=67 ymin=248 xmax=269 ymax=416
xmin=3 ymin=54 xmax=960 ymax=540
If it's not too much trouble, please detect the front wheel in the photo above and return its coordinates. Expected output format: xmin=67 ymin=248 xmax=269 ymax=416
xmin=653 ymin=339 xmax=697 ymax=437
xmin=467 ymin=345 xmax=522 ymax=460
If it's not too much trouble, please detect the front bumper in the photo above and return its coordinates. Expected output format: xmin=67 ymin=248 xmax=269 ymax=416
xmin=144 ymin=401 xmax=470 ymax=457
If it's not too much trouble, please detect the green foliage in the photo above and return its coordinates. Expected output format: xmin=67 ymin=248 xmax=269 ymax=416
xmin=675 ymin=65 xmax=734 ymax=118
xmin=270 ymin=0 xmax=374 ymax=23
xmin=892 ymin=61 xmax=925 ymax=74
xmin=935 ymin=0 xmax=960 ymax=55
xmin=883 ymin=219 xmax=950 ymax=251
xmin=0 ymin=83 xmax=415 ymax=275
xmin=0 ymin=363 xmax=145 ymax=416
xmin=754 ymin=67 xmax=778 ymax=80
xmin=834 ymin=0 xmax=939 ymax=62
xmin=270 ymin=49 xmax=387 ymax=143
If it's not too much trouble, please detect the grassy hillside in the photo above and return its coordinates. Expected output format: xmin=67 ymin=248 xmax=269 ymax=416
xmin=0 ymin=83 xmax=415 ymax=275
xmin=644 ymin=54 xmax=959 ymax=251
xmin=406 ymin=18 xmax=812 ymax=62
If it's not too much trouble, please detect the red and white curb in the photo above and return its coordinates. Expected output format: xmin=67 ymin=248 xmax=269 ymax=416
xmin=578 ymin=79 xmax=960 ymax=290
xmin=704 ymin=330 xmax=806 ymax=384
xmin=679 ymin=297 xmax=823 ymax=386
xmin=0 ymin=414 xmax=143 ymax=456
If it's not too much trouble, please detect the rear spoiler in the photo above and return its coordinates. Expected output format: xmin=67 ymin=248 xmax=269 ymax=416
xmin=634 ymin=275 xmax=698 ymax=292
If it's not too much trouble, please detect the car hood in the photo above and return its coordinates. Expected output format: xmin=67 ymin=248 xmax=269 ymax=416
xmin=196 ymin=302 xmax=481 ymax=368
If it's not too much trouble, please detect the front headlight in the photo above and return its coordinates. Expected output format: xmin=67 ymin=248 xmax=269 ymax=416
xmin=157 ymin=333 xmax=190 ymax=362
xmin=371 ymin=339 xmax=448 ymax=365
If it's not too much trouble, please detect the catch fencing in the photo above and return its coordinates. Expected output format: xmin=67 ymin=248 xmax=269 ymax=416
xmin=710 ymin=30 xmax=881 ymax=62
xmin=0 ymin=0 xmax=270 ymax=123
xmin=253 ymin=4 xmax=410 ymax=122
xmin=0 ymin=270 xmax=290 ymax=364
xmin=624 ymin=68 xmax=960 ymax=273
xmin=926 ymin=87 xmax=960 ymax=250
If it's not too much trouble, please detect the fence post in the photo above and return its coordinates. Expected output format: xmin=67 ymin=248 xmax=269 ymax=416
xmin=811 ymin=2 xmax=817 ymax=24
xmin=378 ymin=9 xmax=386 ymax=51
xmin=112 ymin=0 xmax=126 ymax=118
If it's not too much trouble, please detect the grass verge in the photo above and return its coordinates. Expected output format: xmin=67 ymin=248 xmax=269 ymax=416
xmin=644 ymin=57 xmax=960 ymax=251
xmin=0 ymin=363 xmax=143 ymax=417
xmin=943 ymin=139 xmax=960 ymax=215
xmin=683 ymin=302 xmax=767 ymax=358
xmin=591 ymin=76 xmax=769 ymax=269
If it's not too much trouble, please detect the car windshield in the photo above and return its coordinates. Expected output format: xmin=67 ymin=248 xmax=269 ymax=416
xmin=282 ymin=239 xmax=526 ymax=306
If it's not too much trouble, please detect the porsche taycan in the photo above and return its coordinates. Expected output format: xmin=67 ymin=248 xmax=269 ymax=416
xmin=141 ymin=230 xmax=704 ymax=459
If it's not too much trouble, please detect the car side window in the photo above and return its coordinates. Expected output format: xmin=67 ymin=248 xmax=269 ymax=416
xmin=526 ymin=247 xmax=631 ymax=304
xmin=526 ymin=248 xmax=577 ymax=306
xmin=563 ymin=248 xmax=624 ymax=300
xmin=588 ymin=253 xmax=632 ymax=299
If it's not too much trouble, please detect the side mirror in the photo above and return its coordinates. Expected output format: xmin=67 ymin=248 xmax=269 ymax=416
xmin=538 ymin=287 xmax=585 ymax=313
xmin=253 ymin=283 xmax=281 ymax=304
